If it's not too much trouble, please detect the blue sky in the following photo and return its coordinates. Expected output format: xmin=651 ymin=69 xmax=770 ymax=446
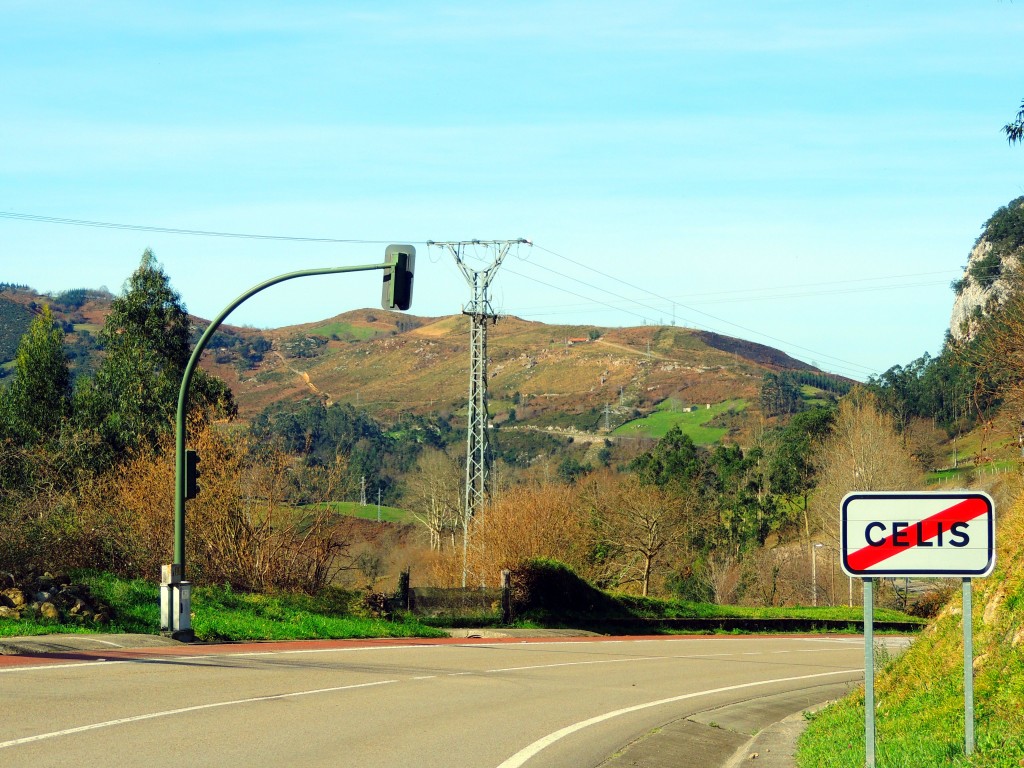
xmin=2 ymin=2 xmax=1023 ymax=380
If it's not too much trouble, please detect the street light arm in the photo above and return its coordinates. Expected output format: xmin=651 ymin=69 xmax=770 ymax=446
xmin=173 ymin=262 xmax=387 ymax=573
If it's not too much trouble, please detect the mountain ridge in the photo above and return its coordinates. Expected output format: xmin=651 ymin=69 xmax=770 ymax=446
xmin=1 ymin=287 xmax=850 ymax=443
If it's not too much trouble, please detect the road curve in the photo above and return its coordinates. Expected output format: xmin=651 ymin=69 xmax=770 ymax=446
xmin=1 ymin=635 xmax=865 ymax=768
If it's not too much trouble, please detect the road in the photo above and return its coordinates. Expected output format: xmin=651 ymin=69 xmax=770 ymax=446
xmin=0 ymin=635 xmax=869 ymax=768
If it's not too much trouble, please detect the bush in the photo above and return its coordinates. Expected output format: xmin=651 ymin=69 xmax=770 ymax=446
xmin=506 ymin=558 xmax=623 ymax=621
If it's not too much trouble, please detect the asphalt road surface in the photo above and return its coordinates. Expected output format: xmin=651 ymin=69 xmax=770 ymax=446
xmin=1 ymin=634 xmax=868 ymax=768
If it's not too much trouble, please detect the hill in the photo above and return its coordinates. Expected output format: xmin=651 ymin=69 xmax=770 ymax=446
xmin=191 ymin=310 xmax=849 ymax=445
xmin=0 ymin=284 xmax=849 ymax=445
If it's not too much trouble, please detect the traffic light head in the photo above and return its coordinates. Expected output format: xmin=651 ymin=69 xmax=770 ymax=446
xmin=185 ymin=449 xmax=201 ymax=500
xmin=382 ymin=245 xmax=415 ymax=311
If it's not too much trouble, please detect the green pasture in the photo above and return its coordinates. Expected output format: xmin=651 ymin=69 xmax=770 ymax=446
xmin=613 ymin=398 xmax=748 ymax=443
xmin=310 ymin=500 xmax=414 ymax=524
xmin=310 ymin=321 xmax=380 ymax=341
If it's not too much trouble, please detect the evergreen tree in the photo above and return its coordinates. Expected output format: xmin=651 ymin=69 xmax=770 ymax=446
xmin=0 ymin=305 xmax=71 ymax=444
xmin=74 ymin=250 xmax=234 ymax=461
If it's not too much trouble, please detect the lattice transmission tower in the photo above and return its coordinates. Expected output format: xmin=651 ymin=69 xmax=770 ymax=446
xmin=428 ymin=239 xmax=529 ymax=586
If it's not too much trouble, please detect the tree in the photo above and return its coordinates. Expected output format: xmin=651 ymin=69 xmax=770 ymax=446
xmin=585 ymin=472 xmax=698 ymax=597
xmin=405 ymin=448 xmax=462 ymax=551
xmin=629 ymin=425 xmax=705 ymax=490
xmin=0 ymin=305 xmax=71 ymax=444
xmin=1005 ymin=98 xmax=1024 ymax=145
xmin=74 ymin=251 xmax=234 ymax=461
xmin=811 ymin=389 xmax=922 ymax=546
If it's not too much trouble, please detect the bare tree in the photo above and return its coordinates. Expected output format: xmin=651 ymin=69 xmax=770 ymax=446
xmin=812 ymin=389 xmax=922 ymax=546
xmin=698 ymin=551 xmax=741 ymax=605
xmin=741 ymin=546 xmax=804 ymax=607
xmin=405 ymin=448 xmax=462 ymax=551
xmin=587 ymin=472 xmax=697 ymax=597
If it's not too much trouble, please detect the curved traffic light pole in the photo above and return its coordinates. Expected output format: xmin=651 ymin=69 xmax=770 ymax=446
xmin=165 ymin=253 xmax=414 ymax=639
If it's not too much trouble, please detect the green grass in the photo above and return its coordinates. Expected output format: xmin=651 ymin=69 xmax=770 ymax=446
xmin=0 ymin=571 xmax=446 ymax=642
xmin=308 ymin=500 xmax=414 ymax=524
xmin=607 ymin=592 xmax=917 ymax=624
xmin=926 ymin=460 xmax=1016 ymax=485
xmin=310 ymin=321 xmax=380 ymax=341
xmin=613 ymin=398 xmax=748 ymax=443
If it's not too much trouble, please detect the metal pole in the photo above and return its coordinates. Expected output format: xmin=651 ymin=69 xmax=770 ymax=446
xmin=174 ymin=262 xmax=388 ymax=576
xmin=864 ymin=577 xmax=875 ymax=768
xmin=964 ymin=577 xmax=974 ymax=755
xmin=812 ymin=546 xmax=818 ymax=607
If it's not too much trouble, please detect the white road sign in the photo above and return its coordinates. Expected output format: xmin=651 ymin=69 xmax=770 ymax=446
xmin=840 ymin=492 xmax=995 ymax=578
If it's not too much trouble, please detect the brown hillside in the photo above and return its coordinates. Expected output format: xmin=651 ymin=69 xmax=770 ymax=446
xmin=2 ymin=285 xmax=826 ymax=436
xmin=206 ymin=311 xmax=816 ymax=427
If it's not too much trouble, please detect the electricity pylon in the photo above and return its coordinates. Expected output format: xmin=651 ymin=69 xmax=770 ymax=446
xmin=428 ymin=239 xmax=529 ymax=586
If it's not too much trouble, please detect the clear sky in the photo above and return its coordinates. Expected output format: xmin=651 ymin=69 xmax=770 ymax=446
xmin=2 ymin=2 xmax=1023 ymax=381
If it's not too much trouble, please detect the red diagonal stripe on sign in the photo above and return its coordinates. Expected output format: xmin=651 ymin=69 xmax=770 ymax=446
xmin=847 ymin=497 xmax=989 ymax=572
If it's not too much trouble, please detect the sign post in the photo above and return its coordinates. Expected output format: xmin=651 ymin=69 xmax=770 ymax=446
xmin=840 ymin=491 xmax=995 ymax=767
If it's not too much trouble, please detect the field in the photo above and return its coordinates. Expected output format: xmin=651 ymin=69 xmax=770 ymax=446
xmin=309 ymin=321 xmax=382 ymax=341
xmin=310 ymin=500 xmax=415 ymax=525
xmin=612 ymin=398 xmax=748 ymax=443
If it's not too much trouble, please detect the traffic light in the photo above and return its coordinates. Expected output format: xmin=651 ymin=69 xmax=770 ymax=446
xmin=185 ymin=449 xmax=200 ymax=500
xmin=382 ymin=244 xmax=415 ymax=311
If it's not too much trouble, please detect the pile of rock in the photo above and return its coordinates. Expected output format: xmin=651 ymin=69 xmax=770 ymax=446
xmin=0 ymin=571 xmax=112 ymax=626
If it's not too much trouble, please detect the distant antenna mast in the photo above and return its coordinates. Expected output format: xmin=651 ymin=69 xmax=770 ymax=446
xmin=428 ymin=238 xmax=529 ymax=587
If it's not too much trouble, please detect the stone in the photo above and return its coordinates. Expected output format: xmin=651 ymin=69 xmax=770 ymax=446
xmin=2 ymin=588 xmax=26 ymax=608
xmin=0 ymin=606 xmax=20 ymax=620
xmin=40 ymin=602 xmax=60 ymax=620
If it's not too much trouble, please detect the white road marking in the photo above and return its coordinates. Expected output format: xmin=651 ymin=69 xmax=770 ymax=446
xmin=494 ymin=669 xmax=862 ymax=768
xmin=0 ymin=680 xmax=397 ymax=751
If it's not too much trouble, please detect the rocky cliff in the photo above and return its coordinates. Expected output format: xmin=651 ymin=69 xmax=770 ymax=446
xmin=949 ymin=196 xmax=1024 ymax=342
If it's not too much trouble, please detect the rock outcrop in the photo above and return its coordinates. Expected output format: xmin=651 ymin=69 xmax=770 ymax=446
xmin=949 ymin=197 xmax=1024 ymax=342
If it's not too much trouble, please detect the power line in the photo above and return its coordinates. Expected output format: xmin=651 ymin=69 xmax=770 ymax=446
xmin=514 ymin=245 xmax=880 ymax=375
xmin=0 ymin=211 xmax=416 ymax=245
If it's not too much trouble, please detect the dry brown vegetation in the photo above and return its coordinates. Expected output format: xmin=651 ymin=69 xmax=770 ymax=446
xmin=4 ymin=423 xmax=361 ymax=594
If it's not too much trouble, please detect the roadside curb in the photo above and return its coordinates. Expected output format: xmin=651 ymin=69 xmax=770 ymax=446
xmin=0 ymin=633 xmax=183 ymax=656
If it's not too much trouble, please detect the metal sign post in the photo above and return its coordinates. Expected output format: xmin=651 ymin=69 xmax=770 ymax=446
xmin=863 ymin=577 xmax=875 ymax=768
xmin=840 ymin=491 xmax=995 ymax=765
xmin=963 ymin=577 xmax=974 ymax=755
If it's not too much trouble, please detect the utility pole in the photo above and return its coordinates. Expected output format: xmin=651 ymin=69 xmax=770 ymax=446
xmin=429 ymin=239 xmax=529 ymax=587
xmin=604 ymin=403 xmax=612 ymax=431
xmin=360 ymin=475 xmax=367 ymax=506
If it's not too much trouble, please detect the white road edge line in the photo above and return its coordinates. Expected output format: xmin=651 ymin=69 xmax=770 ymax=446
xmin=0 ymin=680 xmax=397 ymax=751
xmin=493 ymin=668 xmax=861 ymax=768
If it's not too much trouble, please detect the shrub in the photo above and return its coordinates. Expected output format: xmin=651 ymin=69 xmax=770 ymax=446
xmin=506 ymin=558 xmax=622 ymax=620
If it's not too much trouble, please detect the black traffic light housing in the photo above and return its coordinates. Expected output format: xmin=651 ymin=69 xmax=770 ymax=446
xmin=185 ymin=449 xmax=200 ymax=500
xmin=382 ymin=244 xmax=415 ymax=311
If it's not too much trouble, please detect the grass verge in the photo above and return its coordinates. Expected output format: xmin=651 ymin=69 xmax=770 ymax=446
xmin=0 ymin=571 xmax=446 ymax=642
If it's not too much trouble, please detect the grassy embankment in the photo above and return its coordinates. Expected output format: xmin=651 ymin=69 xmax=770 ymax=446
xmin=797 ymin=488 xmax=1024 ymax=767
xmin=1 ymin=569 xmax=923 ymax=642
xmin=0 ymin=572 xmax=446 ymax=642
